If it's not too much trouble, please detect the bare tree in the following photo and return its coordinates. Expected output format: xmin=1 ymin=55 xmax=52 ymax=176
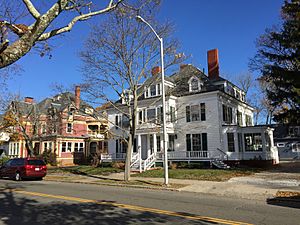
xmin=235 ymin=72 xmax=254 ymax=96
xmin=80 ymin=3 xmax=184 ymax=181
xmin=0 ymin=0 xmax=126 ymax=69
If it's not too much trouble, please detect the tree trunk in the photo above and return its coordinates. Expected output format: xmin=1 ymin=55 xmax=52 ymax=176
xmin=124 ymin=135 xmax=132 ymax=181
xmin=124 ymin=86 xmax=138 ymax=182
xmin=25 ymin=140 xmax=34 ymax=157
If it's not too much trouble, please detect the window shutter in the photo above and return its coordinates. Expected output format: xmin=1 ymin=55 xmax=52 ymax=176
xmin=200 ymin=103 xmax=206 ymax=121
xmin=186 ymin=106 xmax=190 ymax=122
xmin=202 ymin=133 xmax=207 ymax=151
xmin=186 ymin=134 xmax=191 ymax=151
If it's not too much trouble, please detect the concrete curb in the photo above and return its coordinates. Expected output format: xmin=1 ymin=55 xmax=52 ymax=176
xmin=44 ymin=176 xmax=179 ymax=192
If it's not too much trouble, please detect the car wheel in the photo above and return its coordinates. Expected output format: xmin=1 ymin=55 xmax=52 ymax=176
xmin=15 ymin=172 xmax=21 ymax=181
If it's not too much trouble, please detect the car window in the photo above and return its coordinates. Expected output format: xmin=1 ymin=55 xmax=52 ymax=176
xmin=16 ymin=159 xmax=25 ymax=166
xmin=10 ymin=159 xmax=18 ymax=166
xmin=27 ymin=160 xmax=46 ymax=166
xmin=4 ymin=160 xmax=12 ymax=167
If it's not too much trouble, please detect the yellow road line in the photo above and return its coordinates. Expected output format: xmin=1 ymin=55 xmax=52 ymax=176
xmin=13 ymin=190 xmax=252 ymax=225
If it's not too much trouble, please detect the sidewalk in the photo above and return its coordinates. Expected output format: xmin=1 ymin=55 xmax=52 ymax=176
xmin=45 ymin=171 xmax=300 ymax=201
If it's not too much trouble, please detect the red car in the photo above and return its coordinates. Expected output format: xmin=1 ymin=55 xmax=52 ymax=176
xmin=0 ymin=158 xmax=47 ymax=181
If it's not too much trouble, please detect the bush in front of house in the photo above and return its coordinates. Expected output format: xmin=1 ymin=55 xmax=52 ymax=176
xmin=40 ymin=149 xmax=57 ymax=166
xmin=0 ymin=156 xmax=10 ymax=166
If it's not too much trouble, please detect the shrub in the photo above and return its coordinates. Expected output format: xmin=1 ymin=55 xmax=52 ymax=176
xmin=170 ymin=162 xmax=178 ymax=170
xmin=41 ymin=149 xmax=57 ymax=166
xmin=0 ymin=156 xmax=10 ymax=166
xmin=112 ymin=161 xmax=125 ymax=169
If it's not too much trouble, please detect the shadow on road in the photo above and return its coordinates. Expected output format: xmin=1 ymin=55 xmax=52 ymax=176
xmin=0 ymin=185 xmax=210 ymax=225
xmin=267 ymin=197 xmax=300 ymax=209
xmin=266 ymin=161 xmax=300 ymax=173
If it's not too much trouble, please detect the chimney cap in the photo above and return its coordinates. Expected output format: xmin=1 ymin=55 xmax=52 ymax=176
xmin=24 ymin=97 xmax=34 ymax=103
xmin=151 ymin=66 xmax=161 ymax=76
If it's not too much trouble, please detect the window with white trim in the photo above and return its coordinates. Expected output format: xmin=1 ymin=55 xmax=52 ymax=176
xmin=223 ymin=105 xmax=233 ymax=124
xmin=9 ymin=142 xmax=20 ymax=156
xmin=170 ymin=106 xmax=176 ymax=122
xmin=43 ymin=142 xmax=53 ymax=152
xmin=150 ymin=84 xmax=156 ymax=96
xmin=61 ymin=142 xmax=73 ymax=152
xmin=74 ymin=142 xmax=84 ymax=152
xmin=188 ymin=76 xmax=203 ymax=92
xmin=186 ymin=103 xmax=206 ymax=122
xmin=144 ymin=83 xmax=162 ymax=98
xmin=245 ymin=114 xmax=252 ymax=126
xmin=244 ymin=133 xmax=262 ymax=151
xmin=186 ymin=133 xmax=208 ymax=151
xmin=227 ymin=133 xmax=235 ymax=152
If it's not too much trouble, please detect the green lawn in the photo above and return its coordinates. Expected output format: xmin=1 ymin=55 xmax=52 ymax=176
xmin=132 ymin=168 xmax=260 ymax=182
xmin=47 ymin=165 xmax=123 ymax=176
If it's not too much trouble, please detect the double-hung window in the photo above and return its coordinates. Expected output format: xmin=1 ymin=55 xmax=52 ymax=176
xmin=147 ymin=108 xmax=156 ymax=123
xmin=74 ymin=143 xmax=84 ymax=152
xmin=186 ymin=103 xmax=206 ymax=122
xmin=223 ymin=105 xmax=233 ymax=124
xmin=66 ymin=123 xmax=72 ymax=133
xmin=61 ymin=142 xmax=72 ymax=152
xmin=227 ymin=133 xmax=235 ymax=152
xmin=150 ymin=85 xmax=156 ymax=96
xmin=170 ymin=106 xmax=176 ymax=122
xmin=186 ymin=133 xmax=208 ymax=152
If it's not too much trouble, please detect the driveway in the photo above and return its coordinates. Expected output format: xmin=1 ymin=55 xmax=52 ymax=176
xmin=229 ymin=161 xmax=300 ymax=188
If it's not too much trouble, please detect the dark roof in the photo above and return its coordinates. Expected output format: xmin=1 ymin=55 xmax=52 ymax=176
xmin=11 ymin=92 xmax=95 ymax=117
xmin=104 ymin=64 xmax=249 ymax=110
xmin=138 ymin=64 xmax=233 ymax=97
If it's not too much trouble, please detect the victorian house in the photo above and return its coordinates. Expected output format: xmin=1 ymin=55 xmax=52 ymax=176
xmin=5 ymin=86 xmax=108 ymax=165
xmin=103 ymin=49 xmax=279 ymax=171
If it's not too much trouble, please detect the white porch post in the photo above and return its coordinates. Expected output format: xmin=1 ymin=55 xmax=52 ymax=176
xmin=137 ymin=135 xmax=142 ymax=173
xmin=147 ymin=134 xmax=150 ymax=158
xmin=261 ymin=131 xmax=267 ymax=160
xmin=153 ymin=133 xmax=157 ymax=155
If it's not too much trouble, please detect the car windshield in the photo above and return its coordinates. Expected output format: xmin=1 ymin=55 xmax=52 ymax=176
xmin=28 ymin=160 xmax=46 ymax=166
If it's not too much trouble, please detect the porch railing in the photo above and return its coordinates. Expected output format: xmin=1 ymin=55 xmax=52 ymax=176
xmin=156 ymin=151 xmax=209 ymax=159
xmin=143 ymin=152 xmax=156 ymax=171
xmin=130 ymin=152 xmax=140 ymax=167
xmin=216 ymin=148 xmax=228 ymax=161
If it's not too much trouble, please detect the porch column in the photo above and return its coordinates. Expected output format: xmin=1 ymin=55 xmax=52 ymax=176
xmin=261 ymin=131 xmax=267 ymax=160
xmin=137 ymin=134 xmax=141 ymax=151
xmin=137 ymin=134 xmax=142 ymax=173
xmin=153 ymin=133 xmax=157 ymax=155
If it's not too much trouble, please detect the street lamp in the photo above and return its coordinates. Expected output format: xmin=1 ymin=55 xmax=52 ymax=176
xmin=136 ymin=15 xmax=169 ymax=185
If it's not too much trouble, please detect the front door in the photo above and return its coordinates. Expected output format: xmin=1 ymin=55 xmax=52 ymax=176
xmin=90 ymin=142 xmax=97 ymax=155
xmin=141 ymin=135 xmax=148 ymax=160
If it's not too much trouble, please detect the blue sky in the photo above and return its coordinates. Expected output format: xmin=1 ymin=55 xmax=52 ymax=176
xmin=7 ymin=0 xmax=283 ymax=102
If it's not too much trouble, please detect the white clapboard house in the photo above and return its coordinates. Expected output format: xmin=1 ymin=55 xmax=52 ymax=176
xmin=102 ymin=49 xmax=279 ymax=171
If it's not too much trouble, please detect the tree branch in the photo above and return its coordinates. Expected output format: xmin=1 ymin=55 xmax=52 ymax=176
xmin=38 ymin=0 xmax=123 ymax=41
xmin=22 ymin=0 xmax=40 ymax=19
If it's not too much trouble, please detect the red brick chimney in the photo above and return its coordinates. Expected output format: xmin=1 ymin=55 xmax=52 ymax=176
xmin=75 ymin=86 xmax=80 ymax=109
xmin=151 ymin=66 xmax=161 ymax=76
xmin=24 ymin=97 xmax=34 ymax=104
xmin=180 ymin=64 xmax=188 ymax=70
xmin=207 ymin=49 xmax=220 ymax=80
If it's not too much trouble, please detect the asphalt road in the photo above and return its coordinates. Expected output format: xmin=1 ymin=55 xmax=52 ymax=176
xmin=0 ymin=179 xmax=299 ymax=225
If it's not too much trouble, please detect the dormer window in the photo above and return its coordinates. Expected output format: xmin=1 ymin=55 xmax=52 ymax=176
xmin=150 ymin=84 xmax=156 ymax=96
xmin=68 ymin=107 xmax=75 ymax=116
xmin=144 ymin=83 xmax=162 ymax=98
xmin=188 ymin=76 xmax=202 ymax=92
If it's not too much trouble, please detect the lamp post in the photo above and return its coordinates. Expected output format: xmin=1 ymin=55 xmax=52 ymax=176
xmin=136 ymin=15 xmax=169 ymax=185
